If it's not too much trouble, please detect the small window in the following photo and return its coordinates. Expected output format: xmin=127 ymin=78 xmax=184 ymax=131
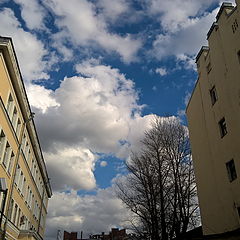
xmin=232 ymin=19 xmax=239 ymax=33
xmin=0 ymin=130 xmax=6 ymax=160
xmin=12 ymin=107 xmax=18 ymax=130
xmin=237 ymin=207 xmax=240 ymax=218
xmin=8 ymin=151 xmax=14 ymax=175
xmin=2 ymin=142 xmax=11 ymax=168
xmin=16 ymin=119 xmax=21 ymax=138
xmin=206 ymin=62 xmax=212 ymax=73
xmin=210 ymin=86 xmax=218 ymax=105
xmin=237 ymin=50 xmax=240 ymax=64
xmin=6 ymin=93 xmax=14 ymax=118
xmin=219 ymin=117 xmax=227 ymax=137
xmin=226 ymin=159 xmax=237 ymax=182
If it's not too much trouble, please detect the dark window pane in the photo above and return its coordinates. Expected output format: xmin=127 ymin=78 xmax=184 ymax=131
xmin=219 ymin=117 xmax=227 ymax=137
xmin=226 ymin=159 xmax=237 ymax=182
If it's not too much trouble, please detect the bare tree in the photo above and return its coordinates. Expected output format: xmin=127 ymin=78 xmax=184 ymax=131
xmin=116 ymin=117 xmax=198 ymax=240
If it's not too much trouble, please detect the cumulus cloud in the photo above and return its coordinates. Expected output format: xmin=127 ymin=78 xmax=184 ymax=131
xmin=97 ymin=0 xmax=130 ymax=22
xmin=27 ymin=62 xmax=154 ymax=192
xmin=45 ymin=147 xmax=96 ymax=191
xmin=0 ymin=8 xmax=50 ymax=81
xmin=143 ymin=0 xmax=218 ymax=32
xmin=45 ymin=188 xmax=130 ymax=240
xmin=43 ymin=0 xmax=142 ymax=63
xmin=13 ymin=0 xmax=46 ymax=30
xmin=33 ymin=61 xmax=141 ymax=154
xmin=150 ymin=7 xmax=218 ymax=66
xmin=155 ymin=67 xmax=168 ymax=76
xmin=27 ymin=85 xmax=59 ymax=113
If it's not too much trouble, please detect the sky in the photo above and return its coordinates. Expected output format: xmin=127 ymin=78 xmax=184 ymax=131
xmin=0 ymin=0 xmax=235 ymax=239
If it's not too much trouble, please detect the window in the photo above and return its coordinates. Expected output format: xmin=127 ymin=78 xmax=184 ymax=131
xmin=232 ymin=19 xmax=239 ymax=33
xmin=237 ymin=50 xmax=240 ymax=64
xmin=0 ymin=130 xmax=6 ymax=161
xmin=206 ymin=62 xmax=212 ymax=73
xmin=16 ymin=208 xmax=21 ymax=227
xmin=237 ymin=207 xmax=240 ymax=218
xmin=219 ymin=117 xmax=227 ymax=137
xmin=15 ymin=165 xmax=20 ymax=186
xmin=11 ymin=107 xmax=18 ymax=130
xmin=7 ymin=151 xmax=14 ymax=175
xmin=16 ymin=119 xmax=21 ymax=138
xmin=12 ymin=203 xmax=18 ymax=224
xmin=24 ymin=142 xmax=29 ymax=158
xmin=9 ymin=199 xmax=14 ymax=221
xmin=210 ymin=86 xmax=218 ymax=105
xmin=226 ymin=159 xmax=237 ymax=182
xmin=18 ymin=171 xmax=23 ymax=191
xmin=21 ymin=134 xmax=26 ymax=153
xmin=6 ymin=93 xmax=14 ymax=118
xmin=2 ymin=142 xmax=11 ymax=168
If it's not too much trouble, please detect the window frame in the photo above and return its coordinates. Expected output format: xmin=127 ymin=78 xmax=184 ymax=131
xmin=226 ymin=159 xmax=237 ymax=182
xmin=219 ymin=117 xmax=227 ymax=138
xmin=210 ymin=86 xmax=218 ymax=105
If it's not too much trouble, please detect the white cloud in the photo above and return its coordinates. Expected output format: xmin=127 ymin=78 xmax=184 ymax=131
xmin=45 ymin=188 xmax=130 ymax=240
xmin=27 ymin=85 xmax=59 ymax=113
xmin=144 ymin=0 xmax=218 ymax=32
xmin=0 ymin=8 xmax=50 ymax=81
xmin=32 ymin=61 xmax=141 ymax=154
xmin=155 ymin=67 xmax=168 ymax=76
xmin=13 ymin=0 xmax=46 ymax=30
xmin=97 ymin=0 xmax=130 ymax=22
xmin=150 ymin=8 xmax=218 ymax=67
xmin=43 ymin=0 xmax=142 ymax=63
xmin=45 ymin=147 xmax=96 ymax=191
xmin=27 ymin=62 xmax=150 ymax=191
xmin=100 ymin=161 xmax=108 ymax=167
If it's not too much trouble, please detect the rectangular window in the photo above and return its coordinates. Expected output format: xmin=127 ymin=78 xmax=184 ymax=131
xmin=237 ymin=207 xmax=240 ymax=218
xmin=21 ymin=134 xmax=26 ymax=153
xmin=219 ymin=117 xmax=227 ymax=138
xmin=11 ymin=107 xmax=18 ymax=130
xmin=7 ymin=151 xmax=14 ymax=175
xmin=237 ymin=50 xmax=240 ymax=64
xmin=2 ymin=142 xmax=11 ymax=169
xmin=12 ymin=203 xmax=18 ymax=224
xmin=18 ymin=171 xmax=23 ymax=191
xmin=226 ymin=159 xmax=237 ymax=182
xmin=0 ymin=130 xmax=6 ymax=161
xmin=206 ymin=62 xmax=212 ymax=73
xmin=232 ymin=19 xmax=239 ymax=33
xmin=210 ymin=86 xmax=218 ymax=105
xmin=16 ymin=119 xmax=21 ymax=138
xmin=15 ymin=165 xmax=20 ymax=186
xmin=6 ymin=93 xmax=14 ymax=118
xmin=9 ymin=199 xmax=14 ymax=221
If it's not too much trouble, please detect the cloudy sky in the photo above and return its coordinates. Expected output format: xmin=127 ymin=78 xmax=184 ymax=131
xmin=0 ymin=0 xmax=235 ymax=239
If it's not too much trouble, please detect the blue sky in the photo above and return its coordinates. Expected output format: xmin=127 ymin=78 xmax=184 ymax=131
xmin=0 ymin=0 xmax=235 ymax=239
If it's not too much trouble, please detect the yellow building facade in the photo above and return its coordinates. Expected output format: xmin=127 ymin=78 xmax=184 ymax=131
xmin=0 ymin=37 xmax=52 ymax=240
xmin=187 ymin=0 xmax=240 ymax=238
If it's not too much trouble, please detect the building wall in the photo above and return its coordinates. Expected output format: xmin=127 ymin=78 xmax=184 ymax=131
xmin=186 ymin=1 xmax=240 ymax=236
xmin=0 ymin=37 xmax=51 ymax=240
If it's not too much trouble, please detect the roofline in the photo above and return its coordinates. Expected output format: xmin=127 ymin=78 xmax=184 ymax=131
xmin=216 ymin=2 xmax=234 ymax=22
xmin=0 ymin=36 xmax=52 ymax=197
xmin=195 ymin=46 xmax=209 ymax=63
xmin=207 ymin=22 xmax=218 ymax=40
